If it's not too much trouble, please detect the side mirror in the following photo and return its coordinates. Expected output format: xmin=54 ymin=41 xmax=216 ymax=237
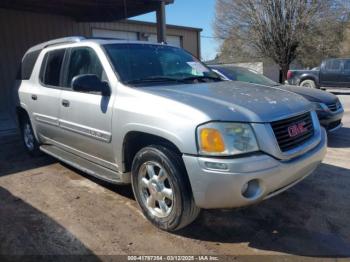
xmin=71 ymin=74 xmax=110 ymax=96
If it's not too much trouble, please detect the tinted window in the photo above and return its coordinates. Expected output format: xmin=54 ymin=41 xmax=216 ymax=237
xmin=18 ymin=50 xmax=41 ymax=80
xmin=104 ymin=44 xmax=217 ymax=85
xmin=65 ymin=47 xmax=104 ymax=87
xmin=41 ymin=49 xmax=66 ymax=86
xmin=325 ymin=59 xmax=341 ymax=72
xmin=343 ymin=60 xmax=350 ymax=72
xmin=215 ymin=66 xmax=278 ymax=86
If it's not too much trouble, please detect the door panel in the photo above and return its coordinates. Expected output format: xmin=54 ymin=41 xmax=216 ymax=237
xmin=30 ymin=85 xmax=61 ymax=140
xmin=31 ymin=49 xmax=65 ymax=141
xmin=57 ymin=46 xmax=116 ymax=168
xmin=58 ymin=90 xmax=115 ymax=165
xmin=320 ymin=59 xmax=343 ymax=87
xmin=342 ymin=59 xmax=350 ymax=87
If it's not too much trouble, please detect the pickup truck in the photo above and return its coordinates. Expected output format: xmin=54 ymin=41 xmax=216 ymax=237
xmin=287 ymin=58 xmax=350 ymax=88
xmin=17 ymin=37 xmax=327 ymax=231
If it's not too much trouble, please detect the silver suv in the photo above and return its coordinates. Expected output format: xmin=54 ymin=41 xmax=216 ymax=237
xmin=17 ymin=37 xmax=327 ymax=231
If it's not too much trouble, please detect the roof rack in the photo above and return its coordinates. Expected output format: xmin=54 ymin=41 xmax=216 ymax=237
xmin=85 ymin=36 xmax=124 ymax=41
xmin=26 ymin=36 xmax=86 ymax=54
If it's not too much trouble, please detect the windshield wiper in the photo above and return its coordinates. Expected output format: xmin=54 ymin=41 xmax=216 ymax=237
xmin=181 ymin=75 xmax=222 ymax=82
xmin=125 ymin=76 xmax=184 ymax=85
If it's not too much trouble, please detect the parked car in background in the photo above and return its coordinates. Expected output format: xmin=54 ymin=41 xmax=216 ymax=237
xmin=287 ymin=58 xmax=350 ymax=89
xmin=210 ymin=65 xmax=343 ymax=132
xmin=17 ymin=37 xmax=327 ymax=231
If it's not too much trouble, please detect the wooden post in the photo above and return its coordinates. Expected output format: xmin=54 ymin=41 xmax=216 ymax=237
xmin=156 ymin=0 xmax=166 ymax=43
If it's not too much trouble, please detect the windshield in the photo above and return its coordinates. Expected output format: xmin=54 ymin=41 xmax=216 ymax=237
xmin=104 ymin=43 xmax=221 ymax=86
xmin=215 ymin=66 xmax=278 ymax=86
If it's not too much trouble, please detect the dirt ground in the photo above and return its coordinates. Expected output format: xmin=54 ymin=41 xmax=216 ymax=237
xmin=1 ymin=88 xmax=350 ymax=259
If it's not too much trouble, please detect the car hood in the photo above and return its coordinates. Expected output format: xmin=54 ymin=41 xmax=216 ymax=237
xmin=276 ymin=84 xmax=338 ymax=104
xmin=141 ymin=81 xmax=312 ymax=123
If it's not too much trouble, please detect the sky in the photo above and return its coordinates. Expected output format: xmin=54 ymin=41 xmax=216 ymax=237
xmin=131 ymin=0 xmax=221 ymax=61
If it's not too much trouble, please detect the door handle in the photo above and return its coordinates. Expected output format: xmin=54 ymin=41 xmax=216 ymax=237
xmin=62 ymin=99 xmax=70 ymax=107
xmin=31 ymin=94 xmax=37 ymax=101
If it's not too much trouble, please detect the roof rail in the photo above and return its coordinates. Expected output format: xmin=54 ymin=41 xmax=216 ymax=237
xmin=43 ymin=36 xmax=86 ymax=48
xmin=26 ymin=36 xmax=86 ymax=54
xmin=85 ymin=37 xmax=123 ymax=41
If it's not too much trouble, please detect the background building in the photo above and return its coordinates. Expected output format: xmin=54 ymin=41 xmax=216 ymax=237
xmin=0 ymin=1 xmax=201 ymax=134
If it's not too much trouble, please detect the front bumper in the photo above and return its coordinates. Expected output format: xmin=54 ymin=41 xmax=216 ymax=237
xmin=317 ymin=108 xmax=344 ymax=132
xmin=287 ymin=79 xmax=298 ymax=86
xmin=183 ymin=128 xmax=327 ymax=209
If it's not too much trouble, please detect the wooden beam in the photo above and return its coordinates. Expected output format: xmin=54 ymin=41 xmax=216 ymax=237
xmin=0 ymin=0 xmax=171 ymax=22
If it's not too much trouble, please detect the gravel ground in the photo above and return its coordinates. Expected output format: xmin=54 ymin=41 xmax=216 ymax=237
xmin=0 ymin=88 xmax=350 ymax=259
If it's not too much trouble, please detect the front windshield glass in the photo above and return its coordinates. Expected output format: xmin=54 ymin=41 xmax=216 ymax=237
xmin=218 ymin=66 xmax=278 ymax=86
xmin=104 ymin=43 xmax=221 ymax=86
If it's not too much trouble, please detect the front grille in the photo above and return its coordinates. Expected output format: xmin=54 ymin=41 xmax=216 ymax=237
xmin=271 ymin=112 xmax=314 ymax=152
xmin=327 ymin=101 xmax=341 ymax=112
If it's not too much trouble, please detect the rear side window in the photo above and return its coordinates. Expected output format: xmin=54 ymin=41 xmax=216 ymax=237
xmin=41 ymin=49 xmax=66 ymax=87
xmin=18 ymin=50 xmax=41 ymax=80
xmin=325 ymin=59 xmax=341 ymax=72
xmin=343 ymin=60 xmax=350 ymax=72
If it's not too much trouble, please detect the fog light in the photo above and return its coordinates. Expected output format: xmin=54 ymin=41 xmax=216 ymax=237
xmin=241 ymin=182 xmax=249 ymax=195
xmin=204 ymin=162 xmax=228 ymax=170
xmin=241 ymin=179 xmax=261 ymax=199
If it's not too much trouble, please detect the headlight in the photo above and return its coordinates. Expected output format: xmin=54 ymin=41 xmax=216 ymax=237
xmin=197 ymin=122 xmax=259 ymax=156
xmin=313 ymin=102 xmax=328 ymax=112
xmin=335 ymin=100 xmax=343 ymax=110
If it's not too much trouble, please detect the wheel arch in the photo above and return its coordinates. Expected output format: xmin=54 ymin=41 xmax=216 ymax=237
xmin=16 ymin=105 xmax=40 ymax=141
xmin=122 ymin=131 xmax=183 ymax=173
xmin=299 ymin=75 xmax=319 ymax=87
xmin=16 ymin=106 xmax=30 ymax=126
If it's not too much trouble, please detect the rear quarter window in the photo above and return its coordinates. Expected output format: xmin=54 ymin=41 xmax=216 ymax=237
xmin=18 ymin=50 xmax=41 ymax=80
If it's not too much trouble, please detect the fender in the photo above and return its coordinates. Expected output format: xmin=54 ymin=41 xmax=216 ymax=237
xmin=114 ymin=123 xmax=187 ymax=170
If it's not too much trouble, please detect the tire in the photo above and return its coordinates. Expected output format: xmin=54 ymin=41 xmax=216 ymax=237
xmin=300 ymin=79 xmax=318 ymax=89
xmin=131 ymin=145 xmax=200 ymax=231
xmin=20 ymin=114 xmax=41 ymax=156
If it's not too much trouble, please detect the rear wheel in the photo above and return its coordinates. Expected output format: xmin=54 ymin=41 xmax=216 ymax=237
xmin=131 ymin=145 xmax=200 ymax=231
xmin=300 ymin=79 xmax=318 ymax=89
xmin=20 ymin=115 xmax=41 ymax=156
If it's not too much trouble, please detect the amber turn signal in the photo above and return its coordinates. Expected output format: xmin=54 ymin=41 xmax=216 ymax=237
xmin=200 ymin=128 xmax=225 ymax=153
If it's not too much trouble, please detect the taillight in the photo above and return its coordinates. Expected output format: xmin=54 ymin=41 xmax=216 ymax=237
xmin=287 ymin=70 xmax=293 ymax=79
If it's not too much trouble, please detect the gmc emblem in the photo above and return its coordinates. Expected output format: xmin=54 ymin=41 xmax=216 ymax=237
xmin=288 ymin=122 xmax=308 ymax=137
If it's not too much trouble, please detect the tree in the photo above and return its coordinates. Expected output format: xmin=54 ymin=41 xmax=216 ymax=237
xmin=214 ymin=0 xmax=349 ymax=80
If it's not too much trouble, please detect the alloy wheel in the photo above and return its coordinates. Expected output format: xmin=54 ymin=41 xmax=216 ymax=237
xmin=138 ymin=161 xmax=174 ymax=218
xmin=23 ymin=123 xmax=35 ymax=151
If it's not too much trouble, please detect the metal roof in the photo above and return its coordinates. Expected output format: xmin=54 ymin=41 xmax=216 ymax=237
xmin=0 ymin=0 xmax=174 ymax=22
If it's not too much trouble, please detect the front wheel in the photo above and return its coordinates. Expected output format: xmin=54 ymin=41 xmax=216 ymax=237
xmin=300 ymin=79 xmax=318 ymax=89
xmin=131 ymin=145 xmax=200 ymax=231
